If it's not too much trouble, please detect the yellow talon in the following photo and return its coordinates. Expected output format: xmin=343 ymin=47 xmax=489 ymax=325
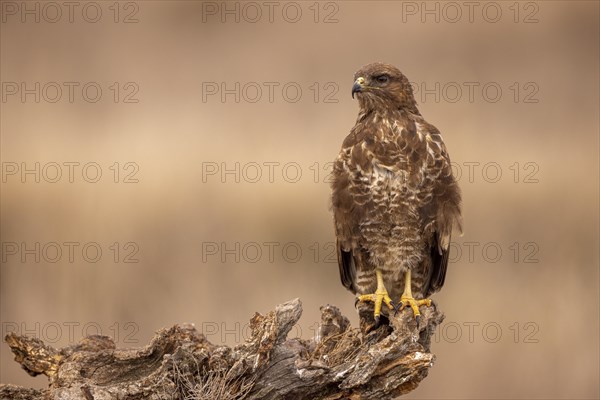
xmin=398 ymin=296 xmax=432 ymax=318
xmin=397 ymin=269 xmax=433 ymax=321
xmin=356 ymin=269 xmax=395 ymax=320
xmin=358 ymin=290 xmax=394 ymax=318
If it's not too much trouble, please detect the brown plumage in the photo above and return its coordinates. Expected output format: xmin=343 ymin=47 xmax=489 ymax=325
xmin=331 ymin=63 xmax=462 ymax=316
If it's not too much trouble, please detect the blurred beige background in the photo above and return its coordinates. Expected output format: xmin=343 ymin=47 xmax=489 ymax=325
xmin=1 ymin=1 xmax=598 ymax=398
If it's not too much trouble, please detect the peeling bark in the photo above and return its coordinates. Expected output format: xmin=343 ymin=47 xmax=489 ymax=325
xmin=1 ymin=299 xmax=444 ymax=400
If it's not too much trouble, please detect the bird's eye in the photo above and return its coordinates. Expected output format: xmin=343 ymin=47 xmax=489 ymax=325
xmin=375 ymin=75 xmax=389 ymax=83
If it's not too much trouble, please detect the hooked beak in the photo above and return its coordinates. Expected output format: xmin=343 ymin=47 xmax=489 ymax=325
xmin=352 ymin=77 xmax=365 ymax=99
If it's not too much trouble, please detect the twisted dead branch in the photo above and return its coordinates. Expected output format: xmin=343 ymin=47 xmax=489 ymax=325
xmin=1 ymin=299 xmax=444 ymax=400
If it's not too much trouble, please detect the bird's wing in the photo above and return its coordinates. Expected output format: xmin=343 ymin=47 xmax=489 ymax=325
xmin=427 ymin=230 xmax=451 ymax=294
xmin=331 ymin=129 xmax=373 ymax=295
xmin=337 ymin=240 xmax=357 ymax=293
xmin=419 ymin=120 xmax=462 ymax=296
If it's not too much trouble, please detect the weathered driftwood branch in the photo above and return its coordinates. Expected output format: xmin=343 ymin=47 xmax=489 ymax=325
xmin=1 ymin=299 xmax=444 ymax=400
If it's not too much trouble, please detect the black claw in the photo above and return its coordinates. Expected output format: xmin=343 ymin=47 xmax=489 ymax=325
xmin=354 ymin=297 xmax=360 ymax=309
xmin=393 ymin=302 xmax=402 ymax=316
xmin=415 ymin=315 xmax=420 ymax=326
xmin=373 ymin=316 xmax=381 ymax=328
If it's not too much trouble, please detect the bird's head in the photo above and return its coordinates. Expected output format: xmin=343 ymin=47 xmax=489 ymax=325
xmin=351 ymin=62 xmax=419 ymax=114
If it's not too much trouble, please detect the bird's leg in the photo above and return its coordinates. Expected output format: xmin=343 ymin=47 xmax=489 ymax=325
xmin=356 ymin=268 xmax=395 ymax=325
xmin=396 ymin=269 xmax=432 ymax=324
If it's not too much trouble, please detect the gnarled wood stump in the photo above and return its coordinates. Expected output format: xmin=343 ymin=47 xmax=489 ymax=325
xmin=0 ymin=299 xmax=444 ymax=400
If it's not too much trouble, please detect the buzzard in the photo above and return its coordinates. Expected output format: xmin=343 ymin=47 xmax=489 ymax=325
xmin=331 ymin=63 xmax=462 ymax=325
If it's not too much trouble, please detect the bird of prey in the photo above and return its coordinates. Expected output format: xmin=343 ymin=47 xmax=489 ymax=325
xmin=331 ymin=63 xmax=462 ymax=325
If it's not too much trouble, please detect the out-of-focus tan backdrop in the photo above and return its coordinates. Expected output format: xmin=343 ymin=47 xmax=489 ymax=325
xmin=1 ymin=1 xmax=598 ymax=398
